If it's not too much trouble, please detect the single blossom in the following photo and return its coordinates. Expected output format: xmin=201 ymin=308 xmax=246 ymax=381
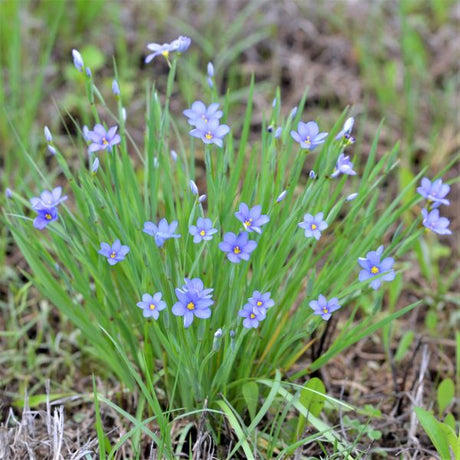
xmin=87 ymin=124 xmax=121 ymax=153
xmin=417 ymin=177 xmax=450 ymax=207
xmin=91 ymin=157 xmax=100 ymax=173
xmin=358 ymin=246 xmax=395 ymax=290
xmin=421 ymin=208 xmax=452 ymax=235
xmin=171 ymin=35 xmax=191 ymax=53
xmin=189 ymin=180 xmax=199 ymax=195
xmin=189 ymin=217 xmax=218 ymax=243
xmin=247 ymin=291 xmax=275 ymax=314
xmin=44 ymin=126 xmax=52 ymax=142
xmin=112 ymin=79 xmax=120 ymax=96
xmin=189 ymin=118 xmax=230 ymax=148
xmin=172 ymin=277 xmax=213 ymax=328
xmin=309 ymin=295 xmax=341 ymax=321
xmin=298 ymin=212 xmax=328 ymax=240
xmin=85 ymin=67 xmax=92 ymax=77
xmin=274 ymin=126 xmax=282 ymax=138
xmin=143 ymin=218 xmax=181 ymax=247
xmin=309 ymin=170 xmax=317 ymax=179
xmin=30 ymin=187 xmax=68 ymax=210
xmin=335 ymin=117 xmax=355 ymax=144
xmin=235 ymin=203 xmax=270 ymax=234
xmin=219 ymin=232 xmax=257 ymax=263
xmin=199 ymin=194 xmax=207 ymax=203
xmin=47 ymin=145 xmax=56 ymax=155
xmin=276 ymin=190 xmax=287 ymax=203
xmin=6 ymin=188 xmax=13 ymax=199
xmin=183 ymin=101 xmax=223 ymax=126
xmin=238 ymin=303 xmax=266 ymax=329
xmin=98 ymin=239 xmax=130 ymax=265
xmin=207 ymin=61 xmax=214 ymax=77
xmin=346 ymin=193 xmax=358 ymax=201
xmin=136 ymin=293 xmax=167 ymax=319
xmin=72 ymin=49 xmax=84 ymax=71
xmin=331 ymin=153 xmax=357 ymax=178
xmin=291 ymin=121 xmax=328 ymax=150
xmin=33 ymin=207 xmax=58 ymax=230
xmin=145 ymin=35 xmax=191 ymax=63
xmin=170 ymin=150 xmax=178 ymax=162
xmin=290 ymin=106 xmax=298 ymax=118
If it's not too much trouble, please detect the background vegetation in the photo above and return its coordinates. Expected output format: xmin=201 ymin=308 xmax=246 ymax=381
xmin=1 ymin=0 xmax=458 ymax=458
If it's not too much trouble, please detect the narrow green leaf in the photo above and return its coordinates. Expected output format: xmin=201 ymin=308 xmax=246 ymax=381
xmin=242 ymin=381 xmax=259 ymax=421
xmin=437 ymin=378 xmax=455 ymax=416
xmin=414 ymin=407 xmax=451 ymax=459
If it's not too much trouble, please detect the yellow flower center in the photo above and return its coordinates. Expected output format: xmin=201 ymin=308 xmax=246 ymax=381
xmin=250 ymin=313 xmax=255 ymax=319
xmin=200 ymin=230 xmax=206 ymax=236
xmin=322 ymin=307 xmax=329 ymax=314
xmin=371 ymin=266 xmax=379 ymax=274
xmin=186 ymin=302 xmax=195 ymax=310
xmin=304 ymin=136 xmax=311 ymax=144
xmin=256 ymin=301 xmax=262 ymax=306
xmin=102 ymin=137 xmax=109 ymax=146
xmin=110 ymin=252 xmax=116 ymax=259
xmin=244 ymin=219 xmax=252 ymax=227
xmin=233 ymin=246 xmax=241 ymax=254
xmin=205 ymin=132 xmax=213 ymax=140
xmin=162 ymin=50 xmax=169 ymax=58
xmin=45 ymin=213 xmax=52 ymax=220
xmin=149 ymin=303 xmax=156 ymax=310
xmin=311 ymin=223 xmax=317 ymax=230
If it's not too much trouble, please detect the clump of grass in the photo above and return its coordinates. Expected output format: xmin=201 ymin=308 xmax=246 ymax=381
xmin=4 ymin=35 xmax=454 ymax=456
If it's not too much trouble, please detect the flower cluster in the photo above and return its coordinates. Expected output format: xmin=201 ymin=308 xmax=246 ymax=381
xmin=30 ymin=187 xmax=68 ymax=230
xmin=185 ymin=100 xmax=230 ymax=147
xmin=417 ymin=177 xmax=452 ymax=235
xmin=238 ymin=291 xmax=275 ymax=328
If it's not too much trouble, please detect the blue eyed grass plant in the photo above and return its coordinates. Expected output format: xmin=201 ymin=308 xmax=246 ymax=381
xmin=4 ymin=36 xmax=450 ymax=449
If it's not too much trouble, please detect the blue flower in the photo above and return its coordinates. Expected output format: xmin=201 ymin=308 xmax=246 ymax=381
xmin=33 ymin=207 xmax=58 ymax=230
xmin=112 ymin=79 xmax=120 ymax=96
xmin=417 ymin=177 xmax=450 ymax=207
xmin=91 ymin=157 xmax=100 ymax=173
xmin=421 ymin=208 xmax=452 ymax=235
xmin=290 ymin=121 xmax=328 ymax=150
xmin=309 ymin=295 xmax=341 ymax=321
xmin=171 ymin=35 xmax=191 ymax=53
xmin=335 ymin=117 xmax=355 ymax=144
xmin=189 ymin=118 xmax=230 ymax=148
xmin=358 ymin=246 xmax=395 ymax=290
xmin=143 ymin=218 xmax=181 ymax=247
xmin=207 ymin=62 xmax=214 ymax=78
xmin=276 ymin=190 xmax=287 ymax=203
xmin=219 ymin=232 xmax=257 ymax=263
xmin=98 ymin=239 xmax=130 ymax=266
xmin=247 ymin=291 xmax=275 ymax=314
xmin=72 ymin=49 xmax=84 ymax=71
xmin=189 ymin=180 xmax=199 ymax=195
xmin=235 ymin=203 xmax=270 ymax=234
xmin=274 ymin=126 xmax=282 ymax=138
xmin=30 ymin=187 xmax=68 ymax=210
xmin=87 ymin=124 xmax=121 ymax=153
xmin=189 ymin=218 xmax=218 ymax=243
xmin=238 ymin=303 xmax=266 ymax=329
xmin=183 ymin=101 xmax=223 ymax=126
xmin=346 ymin=193 xmax=358 ymax=201
xmin=298 ymin=212 xmax=328 ymax=240
xmin=145 ymin=35 xmax=191 ymax=63
xmin=44 ymin=126 xmax=52 ymax=142
xmin=137 ymin=293 xmax=167 ymax=319
xmin=172 ymin=277 xmax=213 ymax=328
xmin=331 ymin=153 xmax=357 ymax=178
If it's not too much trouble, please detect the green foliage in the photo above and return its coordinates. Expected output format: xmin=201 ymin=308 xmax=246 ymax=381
xmin=414 ymin=406 xmax=459 ymax=460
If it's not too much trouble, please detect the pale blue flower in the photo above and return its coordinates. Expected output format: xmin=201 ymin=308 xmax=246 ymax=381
xmin=298 ymin=212 xmax=328 ymax=240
